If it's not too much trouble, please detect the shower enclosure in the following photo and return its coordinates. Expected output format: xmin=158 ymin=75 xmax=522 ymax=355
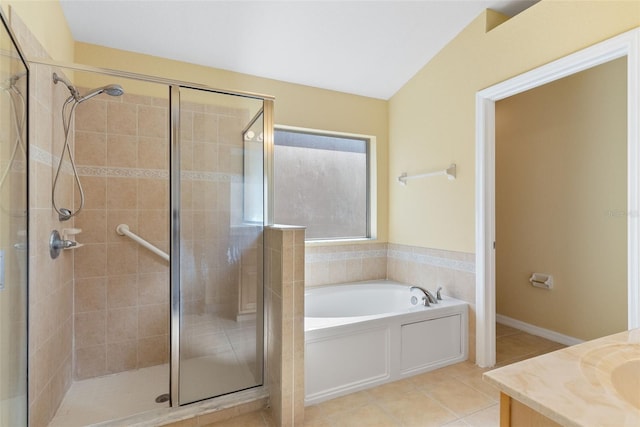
xmin=30 ymin=64 xmax=272 ymax=426
xmin=0 ymin=13 xmax=28 ymax=427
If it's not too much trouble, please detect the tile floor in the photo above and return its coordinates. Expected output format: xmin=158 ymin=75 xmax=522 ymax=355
xmin=203 ymin=323 xmax=566 ymax=427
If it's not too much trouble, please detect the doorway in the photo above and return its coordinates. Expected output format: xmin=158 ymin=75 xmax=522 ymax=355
xmin=475 ymin=28 xmax=640 ymax=367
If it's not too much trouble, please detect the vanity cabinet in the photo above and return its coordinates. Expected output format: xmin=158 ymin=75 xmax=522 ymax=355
xmin=499 ymin=393 xmax=563 ymax=427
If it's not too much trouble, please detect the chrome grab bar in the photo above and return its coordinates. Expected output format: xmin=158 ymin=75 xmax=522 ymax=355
xmin=115 ymin=223 xmax=169 ymax=262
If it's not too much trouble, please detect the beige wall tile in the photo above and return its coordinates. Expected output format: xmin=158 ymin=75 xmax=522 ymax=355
xmin=75 ymin=344 xmax=106 ymax=380
xmin=106 ymin=340 xmax=138 ymax=374
xmin=138 ymin=335 xmax=168 ymax=368
xmin=107 ymin=307 xmax=138 ymax=343
xmin=122 ymin=93 xmax=151 ymax=106
xmin=138 ymin=137 xmax=168 ymax=170
xmin=217 ymin=145 xmax=243 ymax=174
xmin=138 ymin=105 xmax=167 ymax=138
xmin=193 ymin=112 xmax=218 ymax=142
xmin=138 ymin=179 xmax=168 ymax=210
xmin=138 ymin=304 xmax=168 ymax=338
xmin=179 ymin=109 xmax=194 ymax=140
xmin=74 ymin=243 xmax=107 ymax=279
xmin=74 ymin=277 xmax=107 ymax=313
xmin=138 ymin=210 xmax=168 ymax=242
xmin=193 ymin=142 xmax=218 ymax=171
xmin=73 ymin=209 xmax=107 ymax=244
xmin=107 ymin=274 xmax=138 ymax=308
xmin=218 ymin=116 xmax=245 ymax=146
xmin=107 ymin=102 xmax=137 ymax=136
xmin=80 ymin=176 xmax=107 ymax=210
xmin=107 ymin=134 xmax=138 ymax=168
xmin=138 ymin=272 xmax=169 ymax=305
xmin=265 ymin=228 xmax=305 ymax=426
xmin=107 ymin=242 xmax=138 ymax=276
xmin=75 ymin=99 xmax=107 ymax=133
xmin=106 ymin=177 xmax=138 ymax=209
xmin=74 ymin=311 xmax=106 ymax=348
xmin=75 ymin=131 xmax=107 ymax=166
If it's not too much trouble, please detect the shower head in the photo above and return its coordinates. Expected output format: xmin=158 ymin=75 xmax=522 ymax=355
xmin=77 ymin=84 xmax=124 ymax=103
xmin=52 ymin=72 xmax=124 ymax=103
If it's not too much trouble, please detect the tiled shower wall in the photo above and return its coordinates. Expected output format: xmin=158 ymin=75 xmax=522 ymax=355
xmin=11 ymin=12 xmax=75 ymax=427
xmin=179 ymin=100 xmax=252 ymax=320
xmin=72 ymin=90 xmax=170 ymax=379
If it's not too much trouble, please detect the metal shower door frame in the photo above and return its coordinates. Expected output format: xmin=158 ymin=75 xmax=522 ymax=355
xmin=169 ymin=85 xmax=274 ymax=406
xmin=20 ymin=56 xmax=274 ymax=409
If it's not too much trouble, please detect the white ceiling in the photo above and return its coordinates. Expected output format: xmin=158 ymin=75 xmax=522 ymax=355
xmin=60 ymin=0 xmax=538 ymax=100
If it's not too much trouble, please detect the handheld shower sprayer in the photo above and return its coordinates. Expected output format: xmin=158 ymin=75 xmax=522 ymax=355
xmin=51 ymin=72 xmax=125 ymax=221
xmin=52 ymin=72 xmax=124 ymax=103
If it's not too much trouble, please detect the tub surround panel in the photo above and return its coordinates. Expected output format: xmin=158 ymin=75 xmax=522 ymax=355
xmin=305 ymin=242 xmax=387 ymax=287
xmin=266 ymin=226 xmax=305 ymax=427
xmin=305 ymin=242 xmax=474 ymax=301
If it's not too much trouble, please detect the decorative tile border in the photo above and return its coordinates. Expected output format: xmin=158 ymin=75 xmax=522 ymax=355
xmin=305 ymin=243 xmax=475 ymax=274
xmin=305 ymin=249 xmax=387 ymax=263
xmin=31 ymin=144 xmax=75 ymax=174
xmin=76 ymin=165 xmax=169 ymax=179
xmin=387 ymin=248 xmax=475 ymax=273
xmin=181 ymin=171 xmax=242 ymax=183
xmin=77 ymin=167 xmax=242 ymax=182
xmin=31 ymin=146 xmax=241 ymax=182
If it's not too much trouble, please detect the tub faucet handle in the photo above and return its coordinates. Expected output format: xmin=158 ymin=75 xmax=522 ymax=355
xmin=410 ymin=285 xmax=436 ymax=306
xmin=435 ymin=286 xmax=443 ymax=301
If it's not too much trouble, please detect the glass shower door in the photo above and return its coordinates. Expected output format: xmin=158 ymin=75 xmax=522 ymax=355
xmin=174 ymin=87 xmax=266 ymax=404
xmin=0 ymin=12 xmax=28 ymax=427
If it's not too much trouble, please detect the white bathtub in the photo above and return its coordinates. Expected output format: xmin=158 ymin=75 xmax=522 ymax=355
xmin=304 ymin=280 xmax=468 ymax=405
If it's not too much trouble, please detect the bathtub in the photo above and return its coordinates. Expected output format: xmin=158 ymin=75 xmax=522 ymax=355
xmin=304 ymin=280 xmax=468 ymax=405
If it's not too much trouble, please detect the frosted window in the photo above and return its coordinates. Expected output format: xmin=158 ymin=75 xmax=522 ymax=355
xmin=274 ymin=129 xmax=369 ymax=240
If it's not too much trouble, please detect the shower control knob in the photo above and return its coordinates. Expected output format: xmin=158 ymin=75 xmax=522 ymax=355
xmin=49 ymin=229 xmax=77 ymax=259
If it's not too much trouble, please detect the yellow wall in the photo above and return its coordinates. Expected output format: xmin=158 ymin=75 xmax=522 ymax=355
xmin=495 ymin=58 xmax=627 ymax=340
xmin=1 ymin=0 xmax=74 ymax=62
xmin=388 ymin=0 xmax=640 ymax=253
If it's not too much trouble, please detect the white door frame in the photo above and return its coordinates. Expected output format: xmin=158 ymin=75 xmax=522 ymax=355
xmin=475 ymin=28 xmax=640 ymax=368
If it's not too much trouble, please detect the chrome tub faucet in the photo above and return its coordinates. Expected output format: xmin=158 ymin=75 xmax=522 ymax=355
xmin=410 ymin=285 xmax=438 ymax=306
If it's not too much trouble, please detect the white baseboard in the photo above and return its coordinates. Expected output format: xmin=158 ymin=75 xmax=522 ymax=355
xmin=496 ymin=314 xmax=583 ymax=346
